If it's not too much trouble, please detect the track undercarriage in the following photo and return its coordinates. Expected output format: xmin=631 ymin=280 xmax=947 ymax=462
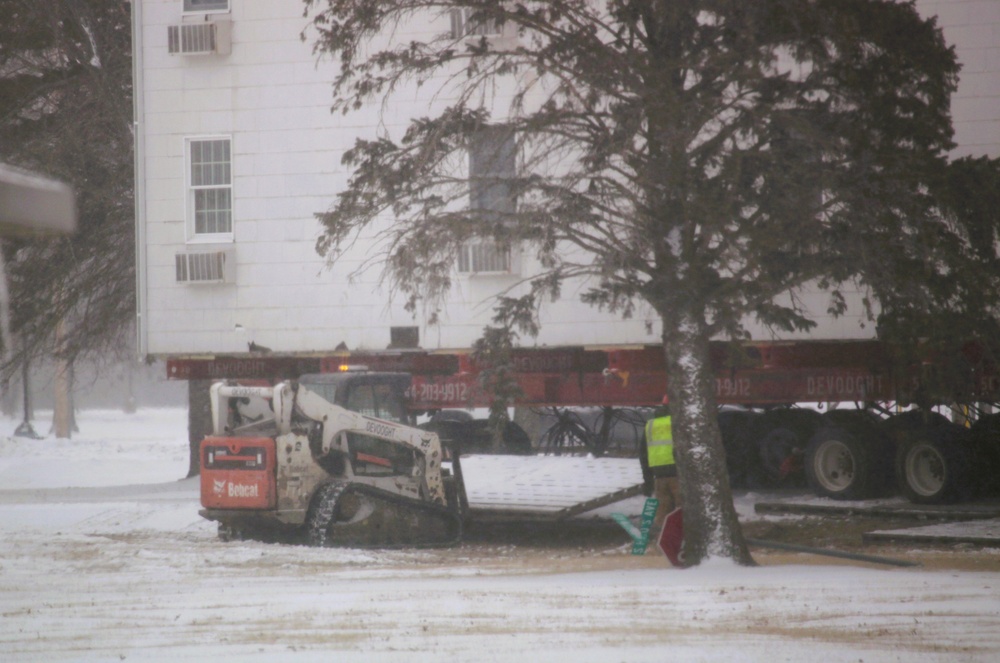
xmin=208 ymin=481 xmax=463 ymax=547
xmin=305 ymin=481 xmax=463 ymax=548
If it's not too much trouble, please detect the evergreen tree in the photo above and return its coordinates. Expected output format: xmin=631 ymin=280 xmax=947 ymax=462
xmin=305 ymin=0 xmax=997 ymax=565
xmin=0 ymin=0 xmax=135 ymax=376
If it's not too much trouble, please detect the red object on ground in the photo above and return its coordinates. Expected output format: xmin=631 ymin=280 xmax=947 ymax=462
xmin=658 ymin=508 xmax=687 ymax=567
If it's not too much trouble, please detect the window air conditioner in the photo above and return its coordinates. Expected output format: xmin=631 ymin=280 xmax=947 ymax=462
xmin=168 ymin=20 xmax=231 ymax=55
xmin=175 ymin=248 xmax=235 ymax=284
xmin=457 ymin=241 xmax=512 ymax=275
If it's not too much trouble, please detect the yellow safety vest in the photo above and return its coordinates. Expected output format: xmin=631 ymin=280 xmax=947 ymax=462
xmin=644 ymin=416 xmax=675 ymax=468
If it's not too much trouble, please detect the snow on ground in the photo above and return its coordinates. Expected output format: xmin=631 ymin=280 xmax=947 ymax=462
xmin=1 ymin=409 xmax=998 ymax=662
xmin=0 ymin=409 xmax=189 ymax=489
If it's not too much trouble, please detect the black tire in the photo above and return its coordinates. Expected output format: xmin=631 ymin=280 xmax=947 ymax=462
xmin=896 ymin=423 xmax=974 ymax=504
xmin=717 ymin=410 xmax=761 ymax=488
xmin=419 ymin=420 xmax=466 ymax=446
xmin=429 ymin=409 xmax=474 ymax=423
xmin=420 ymin=419 xmax=531 ymax=455
xmin=752 ymin=409 xmax=823 ymax=487
xmin=499 ymin=421 xmax=533 ymax=455
xmin=969 ymin=413 xmax=1000 ymax=498
xmin=805 ymin=413 xmax=890 ymax=500
xmin=881 ymin=409 xmax=951 ymax=443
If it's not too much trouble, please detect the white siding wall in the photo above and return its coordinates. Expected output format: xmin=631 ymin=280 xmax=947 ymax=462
xmin=918 ymin=0 xmax=1000 ymax=159
xmin=139 ymin=0 xmax=660 ymax=355
xmin=137 ymin=0 xmax=1000 ymax=356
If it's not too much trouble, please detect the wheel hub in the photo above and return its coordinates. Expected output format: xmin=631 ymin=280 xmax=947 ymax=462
xmin=813 ymin=439 xmax=855 ymax=492
xmin=905 ymin=445 xmax=945 ymax=497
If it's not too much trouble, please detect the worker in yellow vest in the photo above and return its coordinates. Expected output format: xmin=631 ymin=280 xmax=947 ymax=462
xmin=640 ymin=399 xmax=680 ymax=528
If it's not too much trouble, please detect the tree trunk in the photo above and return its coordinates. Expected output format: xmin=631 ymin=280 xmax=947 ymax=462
xmin=53 ymin=319 xmax=73 ymax=439
xmin=662 ymin=312 xmax=755 ymax=567
xmin=187 ymin=379 xmax=212 ymax=478
xmin=53 ymin=358 xmax=73 ymax=439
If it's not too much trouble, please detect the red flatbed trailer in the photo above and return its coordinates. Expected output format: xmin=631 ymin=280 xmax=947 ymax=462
xmin=166 ymin=339 xmax=999 ymax=408
xmin=168 ymin=339 xmax=1000 ymax=507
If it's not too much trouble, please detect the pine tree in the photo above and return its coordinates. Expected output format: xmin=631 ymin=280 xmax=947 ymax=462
xmin=305 ymin=0 xmax=997 ymax=566
xmin=0 ymin=0 xmax=135 ymax=379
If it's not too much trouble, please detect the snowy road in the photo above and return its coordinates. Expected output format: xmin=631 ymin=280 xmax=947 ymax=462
xmin=1 ymin=409 xmax=999 ymax=662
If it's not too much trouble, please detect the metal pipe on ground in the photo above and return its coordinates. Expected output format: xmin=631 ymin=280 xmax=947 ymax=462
xmin=745 ymin=538 xmax=921 ymax=568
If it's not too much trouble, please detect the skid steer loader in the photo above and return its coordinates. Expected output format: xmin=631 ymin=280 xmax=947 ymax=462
xmin=198 ymin=370 xmax=466 ymax=547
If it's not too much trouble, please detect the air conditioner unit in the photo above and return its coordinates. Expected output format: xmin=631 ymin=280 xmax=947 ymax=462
xmin=175 ymin=248 xmax=235 ymax=284
xmin=457 ymin=241 xmax=512 ymax=275
xmin=167 ymin=20 xmax=231 ymax=55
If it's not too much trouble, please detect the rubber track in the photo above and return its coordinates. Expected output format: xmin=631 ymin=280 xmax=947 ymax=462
xmin=306 ymin=480 xmax=462 ymax=549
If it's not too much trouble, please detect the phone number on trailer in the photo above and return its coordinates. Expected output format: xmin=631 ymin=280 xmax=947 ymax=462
xmin=715 ymin=377 xmax=751 ymax=398
xmin=409 ymin=382 xmax=470 ymax=403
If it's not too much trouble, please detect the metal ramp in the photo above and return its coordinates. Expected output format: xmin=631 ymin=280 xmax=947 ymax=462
xmin=459 ymin=454 xmax=644 ymax=520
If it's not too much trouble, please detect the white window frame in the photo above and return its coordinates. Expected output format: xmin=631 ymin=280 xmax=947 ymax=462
xmin=460 ymin=124 xmax=516 ymax=275
xmin=185 ymin=135 xmax=233 ymax=243
xmin=183 ymin=0 xmax=230 ymax=14
xmin=450 ymin=8 xmax=504 ymax=39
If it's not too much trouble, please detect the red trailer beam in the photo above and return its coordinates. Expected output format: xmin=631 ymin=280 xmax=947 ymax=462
xmin=406 ymin=365 xmax=897 ymax=409
xmin=166 ymin=340 xmax=998 ymax=407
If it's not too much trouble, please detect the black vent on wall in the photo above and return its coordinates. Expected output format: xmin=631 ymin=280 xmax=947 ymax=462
xmin=389 ymin=326 xmax=419 ymax=349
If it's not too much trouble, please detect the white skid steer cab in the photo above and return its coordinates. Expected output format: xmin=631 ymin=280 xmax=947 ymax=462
xmin=199 ymin=370 xmax=466 ymax=547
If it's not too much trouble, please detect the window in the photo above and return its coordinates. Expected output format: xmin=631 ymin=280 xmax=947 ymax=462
xmin=346 ymin=433 xmax=416 ymax=477
xmin=187 ymin=137 xmax=232 ymax=238
xmin=389 ymin=326 xmax=420 ymax=349
xmin=184 ymin=0 xmax=229 ymax=12
xmin=450 ymin=8 xmax=502 ymax=39
xmin=345 ymin=383 xmax=407 ymax=423
xmin=461 ymin=125 xmax=515 ymax=273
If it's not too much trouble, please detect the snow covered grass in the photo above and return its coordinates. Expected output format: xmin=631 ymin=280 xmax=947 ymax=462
xmin=0 ymin=408 xmax=189 ymax=489
xmin=0 ymin=409 xmax=998 ymax=662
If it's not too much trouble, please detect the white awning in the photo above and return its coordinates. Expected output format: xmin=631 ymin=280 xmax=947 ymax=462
xmin=0 ymin=163 xmax=77 ymax=237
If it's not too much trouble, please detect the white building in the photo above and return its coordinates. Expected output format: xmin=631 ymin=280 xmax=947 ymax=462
xmin=131 ymin=0 xmax=1000 ymax=360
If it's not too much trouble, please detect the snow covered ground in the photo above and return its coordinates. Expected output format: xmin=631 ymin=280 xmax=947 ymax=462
xmin=1 ymin=408 xmax=998 ymax=662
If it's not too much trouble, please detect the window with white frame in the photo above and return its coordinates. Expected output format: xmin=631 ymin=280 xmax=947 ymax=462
xmin=450 ymin=8 xmax=503 ymax=39
xmin=187 ymin=137 xmax=232 ymax=238
xmin=460 ymin=125 xmax=515 ymax=274
xmin=184 ymin=0 xmax=229 ymax=12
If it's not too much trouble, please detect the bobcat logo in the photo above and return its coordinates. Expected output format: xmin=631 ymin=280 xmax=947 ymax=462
xmin=213 ymin=479 xmax=226 ymax=496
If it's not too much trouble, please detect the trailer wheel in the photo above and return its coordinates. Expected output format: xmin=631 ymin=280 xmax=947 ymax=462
xmin=717 ymin=410 xmax=759 ymax=488
xmin=500 ymin=421 xmax=533 ymax=455
xmin=805 ymin=424 xmax=883 ymax=500
xmin=969 ymin=413 xmax=1000 ymax=498
xmin=896 ymin=424 xmax=972 ymax=504
xmin=757 ymin=426 xmax=802 ymax=485
xmin=753 ymin=409 xmax=822 ymax=487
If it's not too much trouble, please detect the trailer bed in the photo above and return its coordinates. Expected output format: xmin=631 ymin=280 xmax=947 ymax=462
xmin=459 ymin=454 xmax=645 ymax=520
